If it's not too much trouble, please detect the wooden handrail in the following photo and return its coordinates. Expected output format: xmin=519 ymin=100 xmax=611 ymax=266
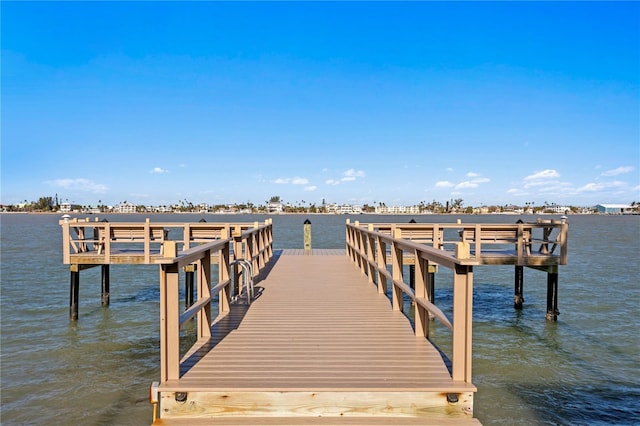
xmin=345 ymin=218 xmax=568 ymax=383
xmin=153 ymin=222 xmax=273 ymax=383
xmin=354 ymin=220 xmax=568 ymax=266
xmin=59 ymin=218 xmax=275 ymax=265
xmin=346 ymin=220 xmax=475 ymax=384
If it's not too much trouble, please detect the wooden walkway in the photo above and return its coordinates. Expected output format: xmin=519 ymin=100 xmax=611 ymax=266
xmin=59 ymin=218 xmax=568 ymax=424
xmin=155 ymin=250 xmax=479 ymax=425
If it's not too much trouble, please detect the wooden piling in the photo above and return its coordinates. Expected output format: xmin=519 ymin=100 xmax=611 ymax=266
xmin=546 ymin=267 xmax=559 ymax=321
xmin=70 ymin=265 xmax=80 ymax=320
xmin=101 ymin=265 xmax=110 ymax=306
xmin=514 ymin=265 xmax=524 ymax=309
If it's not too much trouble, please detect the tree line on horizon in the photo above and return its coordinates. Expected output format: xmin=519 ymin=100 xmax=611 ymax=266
xmin=2 ymin=194 xmax=639 ymax=214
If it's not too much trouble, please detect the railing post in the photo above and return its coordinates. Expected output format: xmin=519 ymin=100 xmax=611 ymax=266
xmin=233 ymin=226 xmax=243 ymax=296
xmin=345 ymin=219 xmax=352 ymax=259
xmin=376 ymin=236 xmax=387 ymax=295
xmin=144 ymin=218 xmax=151 ymax=264
xmin=304 ymin=219 xmax=312 ymax=252
xmin=197 ymin=255 xmax=212 ymax=340
xmin=391 ymin=228 xmax=403 ymax=311
xmin=251 ymin=223 xmax=259 ymax=273
xmin=366 ymin=224 xmax=375 ymax=285
xmin=559 ymin=222 xmax=568 ymax=264
xmin=219 ymin=229 xmax=231 ymax=314
xmin=414 ymin=253 xmax=429 ymax=338
xmin=159 ymin=263 xmax=180 ymax=382
xmin=61 ymin=219 xmax=71 ymax=264
xmin=266 ymin=219 xmax=274 ymax=259
xmin=452 ymin=263 xmax=473 ymax=383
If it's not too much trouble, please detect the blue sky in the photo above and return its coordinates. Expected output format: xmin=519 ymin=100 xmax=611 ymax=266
xmin=2 ymin=1 xmax=639 ymax=208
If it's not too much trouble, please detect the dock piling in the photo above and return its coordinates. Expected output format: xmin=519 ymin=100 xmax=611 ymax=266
xmin=101 ymin=265 xmax=110 ymax=306
xmin=514 ymin=265 xmax=524 ymax=309
xmin=545 ymin=268 xmax=559 ymax=321
xmin=70 ymin=265 xmax=80 ymax=320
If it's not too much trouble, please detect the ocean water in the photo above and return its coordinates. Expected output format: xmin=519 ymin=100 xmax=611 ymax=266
xmin=1 ymin=213 xmax=639 ymax=425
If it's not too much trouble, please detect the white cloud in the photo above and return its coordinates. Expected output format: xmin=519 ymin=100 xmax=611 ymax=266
xmin=304 ymin=186 xmax=317 ymax=192
xmin=435 ymin=181 xmax=455 ymax=188
xmin=456 ymin=177 xmax=490 ymax=189
xmin=341 ymin=169 xmax=365 ymax=181
xmin=524 ymin=169 xmax=560 ymax=181
xmin=601 ymin=166 xmax=634 ymax=177
xmin=46 ymin=178 xmax=108 ymax=193
xmin=150 ymin=167 xmax=169 ymax=174
xmin=466 ymin=172 xmax=480 ymax=178
xmin=577 ymin=181 xmax=626 ymax=192
xmin=523 ymin=169 xmax=561 ymax=188
xmin=274 ymin=177 xmax=309 ymax=185
xmin=326 ymin=169 xmax=366 ymax=184
xmin=343 ymin=169 xmax=365 ymax=178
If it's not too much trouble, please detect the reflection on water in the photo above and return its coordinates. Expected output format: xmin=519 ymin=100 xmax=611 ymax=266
xmin=1 ymin=213 xmax=639 ymax=425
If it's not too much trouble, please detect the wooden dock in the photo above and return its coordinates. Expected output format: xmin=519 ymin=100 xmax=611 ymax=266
xmin=154 ymin=250 xmax=478 ymax=425
xmin=59 ymin=217 xmax=568 ymax=424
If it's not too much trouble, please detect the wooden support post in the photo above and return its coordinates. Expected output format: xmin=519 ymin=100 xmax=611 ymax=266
xmin=303 ymin=219 xmax=312 ymax=252
xmin=185 ymin=265 xmax=195 ymax=309
xmin=101 ymin=265 xmax=110 ymax=306
xmin=159 ymin=263 xmax=180 ymax=382
xmin=514 ymin=265 xmax=524 ymax=309
xmin=409 ymin=265 xmax=415 ymax=290
xmin=391 ymin=228 xmax=403 ymax=312
xmin=197 ymin=257 xmax=211 ymax=340
xmin=427 ymin=266 xmax=435 ymax=320
xmin=70 ymin=265 xmax=80 ymax=321
xmin=546 ymin=267 xmax=559 ymax=321
xmin=409 ymin=219 xmax=415 ymax=290
xmin=452 ymin=263 xmax=473 ymax=383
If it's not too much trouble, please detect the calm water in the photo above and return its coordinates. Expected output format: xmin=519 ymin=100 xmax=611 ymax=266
xmin=1 ymin=213 xmax=639 ymax=425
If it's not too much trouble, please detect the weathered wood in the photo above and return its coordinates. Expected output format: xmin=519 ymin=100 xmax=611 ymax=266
xmin=101 ymin=265 xmax=110 ymax=306
xmin=546 ymin=267 xmax=559 ymax=321
xmin=69 ymin=267 xmax=80 ymax=320
xmin=153 ymin=416 xmax=482 ymax=425
xmin=158 ymin=391 xmax=476 ymax=421
xmin=514 ymin=265 xmax=524 ymax=309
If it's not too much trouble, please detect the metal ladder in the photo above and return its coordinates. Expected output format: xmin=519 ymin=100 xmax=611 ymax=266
xmin=230 ymin=259 xmax=254 ymax=304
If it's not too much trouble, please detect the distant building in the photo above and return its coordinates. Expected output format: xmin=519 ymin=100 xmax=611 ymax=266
xmin=60 ymin=202 xmax=72 ymax=213
xmin=595 ymin=204 xmax=632 ymax=214
xmin=549 ymin=205 xmax=570 ymax=214
xmin=375 ymin=205 xmax=421 ymax=214
xmin=114 ymin=202 xmax=137 ymax=213
xmin=267 ymin=201 xmax=283 ymax=213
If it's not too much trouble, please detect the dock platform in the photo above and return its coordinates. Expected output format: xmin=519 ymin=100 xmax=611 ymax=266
xmin=59 ymin=217 xmax=568 ymax=424
xmin=155 ymin=249 xmax=478 ymax=425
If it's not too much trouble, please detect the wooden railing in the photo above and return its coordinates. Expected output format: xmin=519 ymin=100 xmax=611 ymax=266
xmin=346 ymin=220 xmax=478 ymax=384
xmin=367 ymin=219 xmax=568 ymax=265
xmin=155 ymin=223 xmax=273 ymax=383
xmin=59 ymin=218 xmax=274 ymax=265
